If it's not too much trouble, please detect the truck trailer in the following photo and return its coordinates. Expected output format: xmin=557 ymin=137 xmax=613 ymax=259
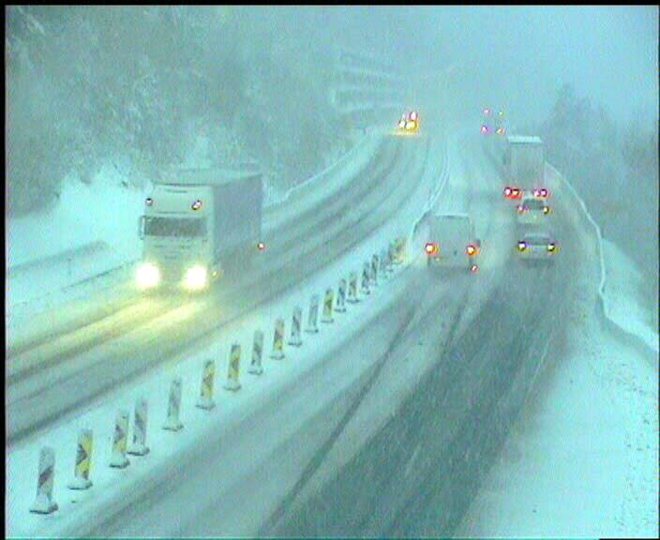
xmin=137 ymin=166 xmax=263 ymax=291
xmin=503 ymin=135 xmax=545 ymax=188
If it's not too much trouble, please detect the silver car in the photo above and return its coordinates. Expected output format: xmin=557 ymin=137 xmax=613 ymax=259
xmin=516 ymin=231 xmax=558 ymax=264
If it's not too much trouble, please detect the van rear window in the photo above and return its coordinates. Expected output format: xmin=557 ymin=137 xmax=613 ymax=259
xmin=524 ymin=199 xmax=546 ymax=210
xmin=144 ymin=217 xmax=206 ymax=237
xmin=524 ymin=235 xmax=550 ymax=245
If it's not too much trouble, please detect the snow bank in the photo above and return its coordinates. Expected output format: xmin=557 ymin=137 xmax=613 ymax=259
xmin=7 ymin=164 xmax=146 ymax=271
xmin=547 ymin=163 xmax=658 ymax=362
xmin=457 ymin=161 xmax=659 ymax=538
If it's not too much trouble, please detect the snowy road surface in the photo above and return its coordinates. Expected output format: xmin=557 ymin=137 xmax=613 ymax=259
xmin=6 ymin=125 xmax=657 ymax=538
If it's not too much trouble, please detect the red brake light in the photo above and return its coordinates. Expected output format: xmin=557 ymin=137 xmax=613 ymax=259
xmin=425 ymin=242 xmax=438 ymax=255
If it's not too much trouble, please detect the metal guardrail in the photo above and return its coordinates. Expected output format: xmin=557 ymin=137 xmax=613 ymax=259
xmin=8 ymin=241 xmax=109 ymax=276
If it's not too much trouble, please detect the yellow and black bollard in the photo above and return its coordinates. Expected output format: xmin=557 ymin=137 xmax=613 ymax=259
xmin=270 ymin=318 xmax=285 ymax=360
xmin=109 ymin=409 xmax=130 ymax=468
xmin=196 ymin=360 xmax=216 ymax=410
xmin=224 ymin=343 xmax=242 ymax=391
xmin=249 ymin=330 xmax=264 ymax=375
xmin=347 ymin=272 xmax=359 ymax=303
xmin=336 ymin=278 xmax=347 ymax=312
xmin=68 ymin=429 xmax=93 ymax=490
xmin=361 ymin=262 xmax=371 ymax=296
xmin=163 ymin=377 xmax=184 ymax=432
xmin=321 ymin=287 xmax=334 ymax=323
xmin=288 ymin=306 xmax=303 ymax=347
xmin=306 ymin=294 xmax=320 ymax=333
xmin=30 ymin=447 xmax=58 ymax=514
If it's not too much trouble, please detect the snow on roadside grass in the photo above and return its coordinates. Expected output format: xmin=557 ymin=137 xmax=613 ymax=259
xmin=7 ymin=164 xmax=147 ymax=270
xmin=601 ymin=238 xmax=659 ymax=357
xmin=457 ymin=236 xmax=659 ymax=538
xmin=7 ymin=133 xmax=444 ymax=538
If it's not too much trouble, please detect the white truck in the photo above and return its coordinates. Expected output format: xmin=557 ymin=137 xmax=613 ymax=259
xmin=137 ymin=166 xmax=263 ymax=291
xmin=503 ymin=135 xmax=545 ymax=189
xmin=424 ymin=213 xmax=481 ymax=272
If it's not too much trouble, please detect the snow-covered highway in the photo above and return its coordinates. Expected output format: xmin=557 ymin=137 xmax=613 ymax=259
xmin=6 ymin=124 xmax=657 ymax=539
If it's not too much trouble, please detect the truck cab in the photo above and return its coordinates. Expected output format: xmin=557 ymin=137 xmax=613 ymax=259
xmin=137 ymin=167 xmax=262 ymax=292
xmin=424 ymin=213 xmax=480 ymax=273
xmin=138 ymin=183 xmax=217 ymax=291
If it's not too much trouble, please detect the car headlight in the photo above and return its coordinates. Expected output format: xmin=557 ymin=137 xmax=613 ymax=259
xmin=137 ymin=262 xmax=161 ymax=289
xmin=183 ymin=265 xmax=208 ymax=290
xmin=517 ymin=241 xmax=527 ymax=252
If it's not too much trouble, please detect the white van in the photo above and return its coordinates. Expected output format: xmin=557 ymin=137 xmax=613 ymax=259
xmin=424 ymin=213 xmax=480 ymax=272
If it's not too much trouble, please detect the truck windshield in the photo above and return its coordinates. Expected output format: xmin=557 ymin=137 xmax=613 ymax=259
xmin=144 ymin=217 xmax=206 ymax=237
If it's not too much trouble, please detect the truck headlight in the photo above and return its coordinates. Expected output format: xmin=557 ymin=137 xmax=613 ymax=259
xmin=183 ymin=265 xmax=208 ymax=290
xmin=137 ymin=262 xmax=161 ymax=289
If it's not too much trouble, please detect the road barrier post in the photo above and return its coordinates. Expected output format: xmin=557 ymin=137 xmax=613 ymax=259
xmin=248 ymin=330 xmax=264 ymax=375
xmin=347 ymin=272 xmax=359 ymax=303
xmin=68 ymin=429 xmax=93 ymax=490
xmin=322 ymin=287 xmax=335 ymax=323
xmin=109 ymin=410 xmax=130 ymax=468
xmin=371 ymin=254 xmax=379 ymax=286
xmin=30 ymin=447 xmax=58 ymax=514
xmin=196 ymin=360 xmax=216 ymax=410
xmin=306 ymin=294 xmax=320 ymax=333
xmin=335 ymin=278 xmax=347 ymax=312
xmin=289 ymin=306 xmax=303 ymax=347
xmin=163 ymin=377 xmax=184 ymax=432
xmin=224 ymin=343 xmax=242 ymax=391
xmin=379 ymin=248 xmax=389 ymax=277
xmin=386 ymin=242 xmax=395 ymax=273
xmin=128 ymin=398 xmax=150 ymax=456
xmin=393 ymin=237 xmax=406 ymax=264
xmin=361 ymin=262 xmax=371 ymax=295
xmin=270 ymin=318 xmax=285 ymax=360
